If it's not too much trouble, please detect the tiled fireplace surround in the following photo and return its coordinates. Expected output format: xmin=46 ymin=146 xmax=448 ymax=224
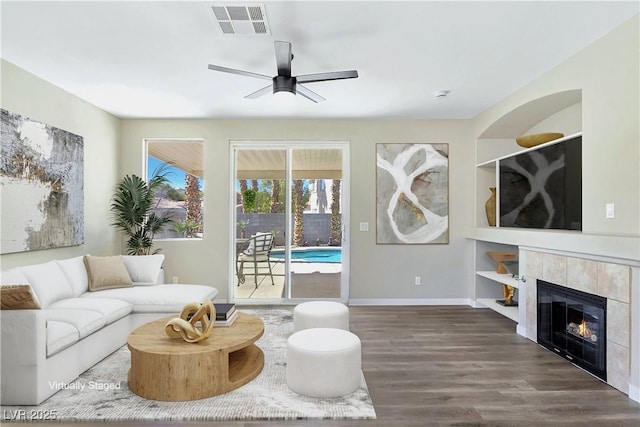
xmin=522 ymin=250 xmax=636 ymax=397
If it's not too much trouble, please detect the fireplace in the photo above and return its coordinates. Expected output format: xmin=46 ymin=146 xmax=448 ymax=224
xmin=537 ymin=280 xmax=607 ymax=381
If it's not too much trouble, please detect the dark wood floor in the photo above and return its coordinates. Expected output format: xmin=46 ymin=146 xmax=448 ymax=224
xmin=29 ymin=305 xmax=640 ymax=426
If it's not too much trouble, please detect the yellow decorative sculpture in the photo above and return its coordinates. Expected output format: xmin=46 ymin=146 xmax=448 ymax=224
xmin=515 ymin=132 xmax=564 ymax=148
xmin=502 ymin=284 xmax=516 ymax=306
xmin=165 ymin=300 xmax=216 ymax=343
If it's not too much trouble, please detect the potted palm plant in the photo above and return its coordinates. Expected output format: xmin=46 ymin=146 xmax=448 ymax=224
xmin=110 ymin=164 xmax=173 ymax=255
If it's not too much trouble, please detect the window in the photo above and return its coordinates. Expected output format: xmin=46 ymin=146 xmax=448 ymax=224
xmin=145 ymin=139 xmax=204 ymax=239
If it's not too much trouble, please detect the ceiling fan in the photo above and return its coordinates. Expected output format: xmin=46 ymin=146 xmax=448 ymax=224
xmin=207 ymin=40 xmax=358 ymax=103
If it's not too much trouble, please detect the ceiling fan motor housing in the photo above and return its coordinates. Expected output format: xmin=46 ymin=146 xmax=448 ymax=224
xmin=273 ymin=75 xmax=296 ymax=94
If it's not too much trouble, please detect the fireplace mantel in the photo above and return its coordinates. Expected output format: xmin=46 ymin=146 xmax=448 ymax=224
xmin=466 ymin=227 xmax=640 ymax=266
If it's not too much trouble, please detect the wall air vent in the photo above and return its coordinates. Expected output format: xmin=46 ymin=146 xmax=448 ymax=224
xmin=209 ymin=4 xmax=270 ymax=35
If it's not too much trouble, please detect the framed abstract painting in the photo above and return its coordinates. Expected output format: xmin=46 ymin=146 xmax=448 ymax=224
xmin=376 ymin=143 xmax=449 ymax=244
xmin=1 ymin=109 xmax=84 ymax=254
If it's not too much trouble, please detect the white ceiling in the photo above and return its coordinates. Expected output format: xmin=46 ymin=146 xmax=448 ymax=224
xmin=1 ymin=1 xmax=638 ymax=120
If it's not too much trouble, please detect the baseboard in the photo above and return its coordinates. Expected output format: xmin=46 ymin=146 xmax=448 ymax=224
xmin=348 ymin=298 xmax=473 ymax=306
xmin=629 ymin=384 xmax=640 ymax=403
xmin=516 ymin=324 xmax=527 ymax=337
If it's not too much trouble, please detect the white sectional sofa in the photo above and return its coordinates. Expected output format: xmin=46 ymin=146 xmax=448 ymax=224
xmin=0 ymin=254 xmax=218 ymax=405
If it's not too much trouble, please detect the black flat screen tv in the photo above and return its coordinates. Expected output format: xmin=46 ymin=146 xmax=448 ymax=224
xmin=499 ymin=135 xmax=581 ymax=230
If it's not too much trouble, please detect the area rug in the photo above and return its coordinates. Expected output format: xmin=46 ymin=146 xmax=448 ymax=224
xmin=1 ymin=309 xmax=376 ymax=421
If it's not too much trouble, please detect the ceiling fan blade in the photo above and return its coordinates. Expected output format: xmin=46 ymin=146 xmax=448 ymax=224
xmin=245 ymin=84 xmax=273 ymax=99
xmin=296 ymin=84 xmax=326 ymax=103
xmin=207 ymin=64 xmax=271 ymax=81
xmin=296 ymin=70 xmax=358 ymax=84
xmin=274 ymin=41 xmax=292 ymax=77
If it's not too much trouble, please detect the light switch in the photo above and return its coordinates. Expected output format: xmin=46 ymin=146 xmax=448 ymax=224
xmin=606 ymin=203 xmax=615 ymax=219
xmin=359 ymin=222 xmax=369 ymax=232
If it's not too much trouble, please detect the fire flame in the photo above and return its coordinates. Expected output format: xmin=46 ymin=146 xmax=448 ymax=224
xmin=577 ymin=320 xmax=591 ymax=338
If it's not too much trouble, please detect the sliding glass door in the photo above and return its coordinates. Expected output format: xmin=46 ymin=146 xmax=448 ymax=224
xmin=231 ymin=142 xmax=349 ymax=303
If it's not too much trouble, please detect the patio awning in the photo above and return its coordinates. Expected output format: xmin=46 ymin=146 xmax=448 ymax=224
xmin=236 ymin=148 xmax=342 ymax=180
xmin=148 ymin=140 xmax=203 ymax=178
xmin=148 ymin=142 xmax=343 ymax=180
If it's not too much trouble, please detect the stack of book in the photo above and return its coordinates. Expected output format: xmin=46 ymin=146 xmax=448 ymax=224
xmin=214 ymin=303 xmax=237 ymax=327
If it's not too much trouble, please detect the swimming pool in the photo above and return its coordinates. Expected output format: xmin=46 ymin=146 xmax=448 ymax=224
xmin=270 ymin=248 xmax=341 ymax=263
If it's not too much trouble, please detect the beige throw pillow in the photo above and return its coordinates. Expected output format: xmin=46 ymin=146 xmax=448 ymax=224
xmin=84 ymin=256 xmax=133 ymax=291
xmin=1 ymin=284 xmax=41 ymax=309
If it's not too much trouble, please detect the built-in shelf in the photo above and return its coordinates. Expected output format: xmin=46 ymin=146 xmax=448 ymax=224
xmin=476 ymin=132 xmax=582 ymax=168
xmin=472 ymin=91 xmax=585 ymax=330
xmin=473 ymin=241 xmax=520 ymax=324
xmin=475 ymin=132 xmax=583 ymax=230
xmin=477 ymin=298 xmax=518 ymax=322
xmin=476 ymin=271 xmax=519 ymax=288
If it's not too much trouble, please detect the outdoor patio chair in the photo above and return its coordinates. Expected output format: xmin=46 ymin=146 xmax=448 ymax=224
xmin=237 ymin=232 xmax=275 ymax=288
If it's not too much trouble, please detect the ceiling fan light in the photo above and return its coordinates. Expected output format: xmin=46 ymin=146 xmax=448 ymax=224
xmin=272 ymin=89 xmax=296 ymax=107
xmin=274 ymin=90 xmax=296 ymax=98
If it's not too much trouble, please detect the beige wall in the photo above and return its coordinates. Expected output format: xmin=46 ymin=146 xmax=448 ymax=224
xmin=474 ymin=15 xmax=640 ymax=237
xmin=525 ymin=102 xmax=582 ymax=137
xmin=0 ymin=60 xmax=121 ymax=269
xmin=119 ymin=119 xmax=476 ymax=301
xmin=2 ymin=14 xmax=637 ymax=303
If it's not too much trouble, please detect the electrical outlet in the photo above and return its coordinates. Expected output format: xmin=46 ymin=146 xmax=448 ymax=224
xmin=414 ymin=276 xmax=421 ymax=286
xmin=172 ymin=276 xmax=178 ymax=284
xmin=606 ymin=203 xmax=615 ymax=219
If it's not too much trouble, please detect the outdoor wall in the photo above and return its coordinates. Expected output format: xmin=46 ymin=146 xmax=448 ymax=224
xmin=0 ymin=60 xmax=121 ymax=270
xmin=119 ymin=119 xmax=476 ymax=302
xmin=236 ymin=213 xmax=334 ymax=247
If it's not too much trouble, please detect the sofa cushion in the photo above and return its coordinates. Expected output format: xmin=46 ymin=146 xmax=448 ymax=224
xmin=46 ymin=321 xmax=79 ymax=357
xmin=80 ymin=284 xmax=218 ymax=313
xmin=1 ymin=268 xmax=31 ymax=285
xmin=20 ymin=261 xmax=74 ymax=308
xmin=47 ymin=298 xmax=133 ymax=325
xmin=84 ymin=256 xmax=133 ymax=291
xmin=1 ymin=285 xmax=41 ymax=310
xmin=44 ymin=309 xmax=106 ymax=339
xmin=122 ymin=254 xmax=164 ymax=283
xmin=56 ymin=256 xmax=89 ymax=297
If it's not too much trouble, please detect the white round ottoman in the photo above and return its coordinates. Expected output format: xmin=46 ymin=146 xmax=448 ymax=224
xmin=286 ymin=328 xmax=361 ymax=398
xmin=293 ymin=301 xmax=349 ymax=332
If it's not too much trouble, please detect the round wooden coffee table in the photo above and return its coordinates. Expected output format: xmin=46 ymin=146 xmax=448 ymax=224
xmin=127 ymin=312 xmax=264 ymax=401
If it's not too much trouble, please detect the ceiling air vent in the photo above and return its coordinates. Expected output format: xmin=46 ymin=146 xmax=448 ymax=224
xmin=209 ymin=4 xmax=270 ymax=35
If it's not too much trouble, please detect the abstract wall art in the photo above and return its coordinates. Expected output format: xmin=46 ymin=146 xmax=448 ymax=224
xmin=1 ymin=109 xmax=84 ymax=254
xmin=376 ymin=143 xmax=449 ymax=244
